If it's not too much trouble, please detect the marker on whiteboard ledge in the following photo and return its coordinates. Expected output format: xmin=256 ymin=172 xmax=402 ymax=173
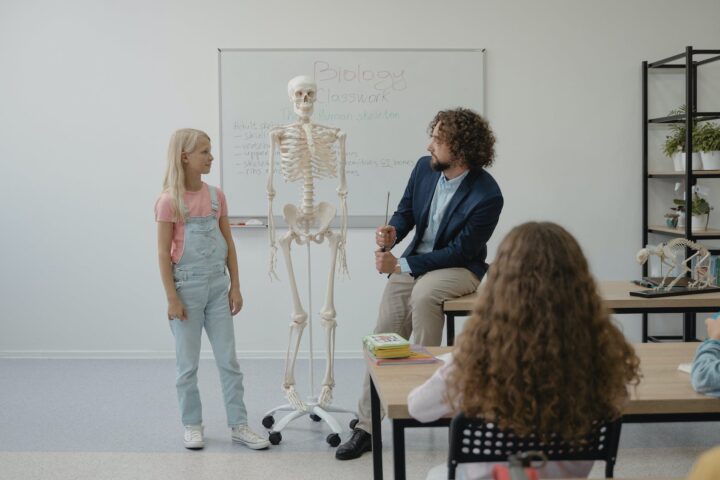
xmin=229 ymin=218 xmax=266 ymax=227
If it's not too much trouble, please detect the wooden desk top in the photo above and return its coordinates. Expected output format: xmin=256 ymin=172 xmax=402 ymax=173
xmin=367 ymin=342 xmax=720 ymax=419
xmin=443 ymin=280 xmax=720 ymax=313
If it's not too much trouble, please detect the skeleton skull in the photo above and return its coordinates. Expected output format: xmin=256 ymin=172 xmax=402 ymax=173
xmin=287 ymin=75 xmax=317 ymax=118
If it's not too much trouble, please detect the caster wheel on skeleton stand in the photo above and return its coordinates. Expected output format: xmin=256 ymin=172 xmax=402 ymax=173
xmin=309 ymin=414 xmax=322 ymax=422
xmin=349 ymin=418 xmax=359 ymax=430
xmin=269 ymin=431 xmax=282 ymax=445
xmin=262 ymin=415 xmax=275 ymax=429
xmin=326 ymin=433 xmax=341 ymax=447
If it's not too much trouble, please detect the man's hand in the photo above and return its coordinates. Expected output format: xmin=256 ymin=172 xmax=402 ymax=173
xmin=375 ymin=249 xmax=399 ymax=274
xmin=375 ymin=225 xmax=397 ymax=250
xmin=706 ymin=316 xmax=720 ymax=340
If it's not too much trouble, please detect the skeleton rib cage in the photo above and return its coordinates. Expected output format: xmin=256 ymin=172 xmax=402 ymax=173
xmin=278 ymin=124 xmax=339 ymax=182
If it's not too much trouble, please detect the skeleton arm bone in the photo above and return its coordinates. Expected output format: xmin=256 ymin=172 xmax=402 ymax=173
xmin=267 ymin=129 xmax=282 ymax=281
xmin=336 ymin=130 xmax=349 ymax=277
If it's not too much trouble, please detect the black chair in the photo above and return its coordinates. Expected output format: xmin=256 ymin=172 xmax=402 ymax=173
xmin=447 ymin=413 xmax=622 ymax=479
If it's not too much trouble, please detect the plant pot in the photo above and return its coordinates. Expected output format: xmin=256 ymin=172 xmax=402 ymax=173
xmin=692 ymin=214 xmax=708 ymax=231
xmin=672 ymin=152 xmax=703 ymax=171
xmin=701 ymin=151 xmax=720 ymax=170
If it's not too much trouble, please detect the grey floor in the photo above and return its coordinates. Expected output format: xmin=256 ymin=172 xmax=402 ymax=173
xmin=0 ymin=357 xmax=717 ymax=479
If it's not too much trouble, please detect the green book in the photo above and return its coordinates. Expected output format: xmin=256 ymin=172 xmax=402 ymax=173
xmin=362 ymin=333 xmax=410 ymax=350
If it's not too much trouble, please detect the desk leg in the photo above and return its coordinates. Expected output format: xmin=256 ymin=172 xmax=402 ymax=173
xmin=371 ymin=378 xmax=383 ymax=480
xmin=446 ymin=313 xmax=455 ymax=346
xmin=684 ymin=312 xmax=697 ymax=342
xmin=392 ymin=420 xmax=406 ymax=480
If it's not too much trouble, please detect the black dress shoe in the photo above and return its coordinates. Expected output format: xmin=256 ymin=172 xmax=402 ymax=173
xmin=335 ymin=428 xmax=372 ymax=460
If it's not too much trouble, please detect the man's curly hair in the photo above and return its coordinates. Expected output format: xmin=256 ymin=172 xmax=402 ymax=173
xmin=428 ymin=108 xmax=495 ymax=171
xmin=445 ymin=222 xmax=641 ymax=441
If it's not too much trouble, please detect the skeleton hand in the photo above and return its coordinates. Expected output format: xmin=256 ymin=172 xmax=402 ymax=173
xmin=376 ymin=225 xmax=396 ymax=250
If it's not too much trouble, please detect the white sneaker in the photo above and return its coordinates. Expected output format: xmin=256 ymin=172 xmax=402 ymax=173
xmin=231 ymin=425 xmax=270 ymax=450
xmin=184 ymin=425 xmax=205 ymax=449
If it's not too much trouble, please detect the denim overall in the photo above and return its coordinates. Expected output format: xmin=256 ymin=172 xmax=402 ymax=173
xmin=170 ymin=186 xmax=247 ymax=427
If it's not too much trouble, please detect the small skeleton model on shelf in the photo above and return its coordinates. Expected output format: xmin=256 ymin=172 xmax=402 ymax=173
xmin=636 ymin=238 xmax=712 ymax=291
xmin=263 ymin=75 xmax=355 ymax=447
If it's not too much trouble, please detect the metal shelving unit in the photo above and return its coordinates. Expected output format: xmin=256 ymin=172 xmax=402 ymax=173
xmin=642 ymin=46 xmax=720 ymax=342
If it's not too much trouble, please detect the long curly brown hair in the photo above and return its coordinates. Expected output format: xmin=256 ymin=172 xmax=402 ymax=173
xmin=428 ymin=108 xmax=495 ymax=171
xmin=446 ymin=222 xmax=641 ymax=441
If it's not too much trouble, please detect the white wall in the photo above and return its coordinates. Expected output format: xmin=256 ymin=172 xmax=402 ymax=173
xmin=2 ymin=0 xmax=719 ymax=358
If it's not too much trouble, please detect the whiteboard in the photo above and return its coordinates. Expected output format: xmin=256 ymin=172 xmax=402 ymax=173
xmin=218 ymin=48 xmax=485 ymax=224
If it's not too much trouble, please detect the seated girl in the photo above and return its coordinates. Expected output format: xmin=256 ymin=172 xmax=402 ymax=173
xmin=408 ymin=221 xmax=642 ymax=480
xmin=691 ymin=315 xmax=720 ymax=396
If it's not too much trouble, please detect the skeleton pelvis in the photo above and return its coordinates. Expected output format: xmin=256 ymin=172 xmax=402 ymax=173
xmin=283 ymin=202 xmax=336 ymax=232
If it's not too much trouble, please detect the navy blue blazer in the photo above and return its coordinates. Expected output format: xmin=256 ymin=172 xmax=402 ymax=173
xmin=389 ymin=156 xmax=503 ymax=280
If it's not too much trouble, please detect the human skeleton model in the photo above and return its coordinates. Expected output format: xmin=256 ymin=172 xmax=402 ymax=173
xmin=636 ymin=238 xmax=712 ymax=291
xmin=264 ymin=75 xmax=353 ymax=444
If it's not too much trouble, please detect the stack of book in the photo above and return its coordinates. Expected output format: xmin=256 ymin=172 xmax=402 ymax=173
xmin=363 ymin=333 xmax=411 ymax=358
xmin=363 ymin=333 xmax=438 ymax=366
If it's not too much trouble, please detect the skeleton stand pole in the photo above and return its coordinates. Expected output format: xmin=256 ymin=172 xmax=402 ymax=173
xmin=306 ymin=242 xmax=315 ymax=399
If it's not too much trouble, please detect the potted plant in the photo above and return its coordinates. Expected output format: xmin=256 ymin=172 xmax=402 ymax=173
xmin=695 ymin=122 xmax=720 ymax=170
xmin=664 ymin=210 xmax=680 ymax=228
xmin=673 ymin=192 xmax=713 ymax=231
xmin=663 ymin=106 xmax=703 ymax=171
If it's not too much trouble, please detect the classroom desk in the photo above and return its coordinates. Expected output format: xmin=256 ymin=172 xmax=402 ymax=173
xmin=443 ymin=281 xmax=720 ymax=345
xmin=367 ymin=342 xmax=720 ymax=480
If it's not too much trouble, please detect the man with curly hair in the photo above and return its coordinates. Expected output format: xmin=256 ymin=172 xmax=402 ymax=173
xmin=336 ymin=107 xmax=504 ymax=460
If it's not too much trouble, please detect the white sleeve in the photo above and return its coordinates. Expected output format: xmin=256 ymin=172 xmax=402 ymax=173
xmin=407 ymin=359 xmax=455 ymax=423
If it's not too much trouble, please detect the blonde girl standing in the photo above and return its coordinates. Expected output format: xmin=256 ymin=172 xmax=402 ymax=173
xmin=155 ymin=128 xmax=269 ymax=450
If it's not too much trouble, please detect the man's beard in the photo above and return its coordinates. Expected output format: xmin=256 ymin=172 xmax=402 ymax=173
xmin=431 ymin=156 xmax=450 ymax=172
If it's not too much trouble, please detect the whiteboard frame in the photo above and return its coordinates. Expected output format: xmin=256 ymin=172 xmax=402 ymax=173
xmin=217 ymin=48 xmax=486 ymax=228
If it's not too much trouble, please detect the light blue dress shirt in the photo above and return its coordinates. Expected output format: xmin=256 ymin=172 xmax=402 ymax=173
xmin=398 ymin=170 xmax=469 ymax=274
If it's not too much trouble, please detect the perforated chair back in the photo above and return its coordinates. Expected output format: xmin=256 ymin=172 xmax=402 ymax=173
xmin=447 ymin=413 xmax=622 ymax=479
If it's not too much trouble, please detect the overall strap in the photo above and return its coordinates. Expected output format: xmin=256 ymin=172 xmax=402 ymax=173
xmin=208 ymin=185 xmax=220 ymax=216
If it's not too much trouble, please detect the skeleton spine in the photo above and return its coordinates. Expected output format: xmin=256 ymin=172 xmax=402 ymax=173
xmin=303 ymin=168 xmax=314 ymax=217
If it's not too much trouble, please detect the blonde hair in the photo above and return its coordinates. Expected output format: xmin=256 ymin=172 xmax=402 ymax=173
xmin=446 ymin=222 xmax=641 ymax=441
xmin=159 ymin=128 xmax=210 ymax=222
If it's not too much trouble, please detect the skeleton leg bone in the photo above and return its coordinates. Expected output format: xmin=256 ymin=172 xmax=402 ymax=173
xmin=279 ymin=230 xmax=308 ymax=411
xmin=318 ymin=231 xmax=339 ymax=408
xmin=659 ymin=253 xmax=680 ymax=291
xmin=666 ymin=252 xmax=698 ymax=290
xmin=695 ymin=252 xmax=712 ymax=288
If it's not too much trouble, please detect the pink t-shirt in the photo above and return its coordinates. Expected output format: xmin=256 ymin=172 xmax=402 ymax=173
xmin=155 ymin=183 xmax=228 ymax=264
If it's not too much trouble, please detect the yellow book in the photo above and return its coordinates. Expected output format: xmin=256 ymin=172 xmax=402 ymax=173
xmin=371 ymin=346 xmax=411 ymax=358
xmin=366 ymin=345 xmax=438 ymax=366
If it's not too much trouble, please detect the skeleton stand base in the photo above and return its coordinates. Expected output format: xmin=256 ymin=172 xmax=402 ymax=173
xmin=262 ymin=401 xmax=358 ymax=447
xmin=262 ymin=243 xmax=357 ymax=447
